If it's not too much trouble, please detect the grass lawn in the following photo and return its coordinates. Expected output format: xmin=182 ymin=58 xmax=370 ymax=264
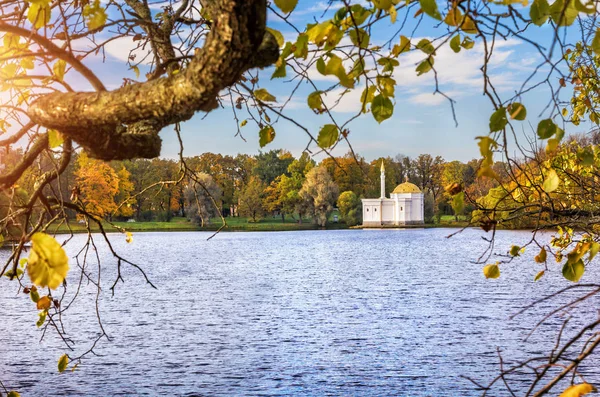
xmin=51 ymin=213 xmax=348 ymax=234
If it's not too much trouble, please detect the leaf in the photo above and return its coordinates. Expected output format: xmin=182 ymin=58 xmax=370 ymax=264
xmin=83 ymin=0 xmax=108 ymax=30
xmin=259 ymin=125 xmax=275 ymax=148
xmin=507 ymin=102 xmax=526 ymax=120
xmin=294 ymin=34 xmax=309 ymax=59
xmin=125 ymin=232 xmax=133 ymax=244
xmin=534 ymin=270 xmax=545 ymax=281
xmin=535 ymin=248 xmax=547 ymax=263
xmin=450 ymin=34 xmax=461 ymax=53
xmin=240 ymin=120 xmax=248 ymax=127
xmin=307 ymin=91 xmax=324 ymax=112
xmin=543 ymin=168 xmax=560 ymax=193
xmin=377 ymin=76 xmax=396 ymax=97
xmin=371 ymin=94 xmax=394 ymax=123
xmin=444 ymin=7 xmax=464 ymax=26
xmin=274 ymin=0 xmax=298 ymax=13
xmin=30 ymin=286 xmax=40 ymax=303
xmin=7 ymin=392 xmax=20 ymax=397
xmin=48 ymin=129 xmax=64 ymax=148
xmin=391 ymin=36 xmax=411 ymax=56
xmin=489 ymin=107 xmax=507 ymax=132
xmin=388 ymin=5 xmax=397 ymax=23
xmin=419 ymin=0 xmax=442 ymax=20
xmin=509 ymin=245 xmax=521 ymax=256
xmin=58 ymin=354 xmax=69 ymax=373
xmin=317 ymin=124 xmax=339 ymax=149
xmin=537 ymin=119 xmax=557 ymax=139
xmin=36 ymin=310 xmax=46 ymax=327
xmin=265 ymin=27 xmax=284 ymax=48
xmin=349 ymin=28 xmax=370 ymax=49
xmin=460 ymin=16 xmax=478 ymax=34
xmin=322 ymin=55 xmax=354 ymax=88
xmin=483 ymin=263 xmax=500 ymax=279
xmin=360 ymin=85 xmax=377 ymax=113
xmin=254 ymin=88 xmax=277 ymax=102
xmin=416 ymin=57 xmax=434 ymax=76
xmin=27 ymin=2 xmax=51 ymax=29
xmin=530 ymin=0 xmax=550 ymax=25
xmin=416 ymin=39 xmax=436 ymax=55
xmin=132 ymin=65 xmax=140 ymax=79
xmin=461 ymin=36 xmax=475 ymax=49
xmin=0 ymin=234 xmax=3 ymax=248
xmin=373 ymin=0 xmax=393 ymax=9
xmin=559 ymin=383 xmax=597 ymax=397
xmin=36 ymin=295 xmax=52 ymax=310
xmin=563 ymin=259 xmax=585 ymax=282
xmin=53 ymin=60 xmax=66 ymax=82
xmin=27 ymin=233 xmax=69 ymax=290
xmin=549 ymin=0 xmax=578 ymax=26
xmin=451 ymin=192 xmax=465 ymax=214
xmin=592 ymin=29 xmax=600 ymax=55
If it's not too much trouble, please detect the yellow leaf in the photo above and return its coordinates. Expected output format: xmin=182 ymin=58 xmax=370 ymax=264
xmin=483 ymin=263 xmax=500 ymax=279
xmin=58 ymin=354 xmax=69 ymax=373
xmin=265 ymin=27 xmax=284 ymax=48
xmin=543 ymin=168 xmax=560 ymax=193
xmin=254 ymin=88 xmax=277 ymax=102
xmin=7 ymin=391 xmax=20 ymax=397
xmin=534 ymin=270 xmax=545 ymax=281
xmin=125 ymin=232 xmax=133 ymax=244
xmin=27 ymin=233 xmax=69 ymax=290
xmin=36 ymin=295 xmax=52 ymax=310
xmin=388 ymin=5 xmax=397 ymax=23
xmin=83 ymin=0 xmax=108 ymax=30
xmin=131 ymin=65 xmax=140 ymax=79
xmin=27 ymin=2 xmax=51 ymax=29
xmin=48 ymin=129 xmax=64 ymax=148
xmin=559 ymin=383 xmax=597 ymax=397
xmin=535 ymin=248 xmax=547 ymax=263
xmin=274 ymin=0 xmax=298 ymax=13
xmin=53 ymin=60 xmax=66 ymax=82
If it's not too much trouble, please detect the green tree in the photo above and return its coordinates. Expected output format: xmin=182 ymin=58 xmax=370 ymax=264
xmin=337 ymin=191 xmax=362 ymax=226
xmin=237 ymin=176 xmax=266 ymax=222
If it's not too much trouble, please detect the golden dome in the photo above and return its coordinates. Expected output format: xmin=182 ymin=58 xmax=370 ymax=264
xmin=392 ymin=182 xmax=421 ymax=194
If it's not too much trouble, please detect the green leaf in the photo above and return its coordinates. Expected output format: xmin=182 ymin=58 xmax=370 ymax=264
xmin=507 ymin=102 xmax=526 ymax=120
xmin=307 ymin=91 xmax=324 ymax=112
xmin=592 ymin=29 xmax=600 ymax=55
xmin=48 ymin=129 xmax=64 ymax=148
xmin=317 ymin=124 xmax=339 ymax=148
xmin=534 ymin=270 xmax=545 ymax=281
xmin=415 ymin=57 xmax=434 ymax=76
xmin=509 ymin=245 xmax=521 ymax=256
xmin=549 ymin=0 xmax=578 ymax=26
xmin=259 ymin=126 xmax=275 ymax=148
xmin=349 ymin=28 xmax=370 ymax=49
xmin=274 ymin=0 xmax=298 ymax=13
xmin=36 ymin=310 xmax=46 ymax=327
xmin=537 ymin=119 xmax=557 ymax=139
xmin=371 ymin=95 xmax=394 ymax=123
xmin=450 ymin=34 xmax=461 ymax=53
xmin=294 ymin=34 xmax=309 ymax=59
xmin=543 ymin=169 xmax=560 ymax=193
xmin=530 ymin=0 xmax=550 ymax=25
xmin=58 ymin=354 xmax=69 ymax=373
xmin=489 ymin=107 xmax=507 ymax=132
xmin=360 ymin=85 xmax=377 ymax=113
xmin=271 ymin=63 xmax=286 ymax=79
xmin=416 ymin=39 xmax=436 ymax=55
xmin=321 ymin=55 xmax=354 ymax=88
xmin=419 ymin=0 xmax=442 ymax=20
xmin=265 ymin=27 xmax=284 ymax=48
xmin=461 ymin=37 xmax=474 ymax=49
xmin=254 ymin=88 xmax=277 ymax=102
xmin=562 ymin=259 xmax=585 ymax=282
xmin=372 ymin=0 xmax=393 ymax=9
xmin=483 ymin=263 xmax=500 ymax=279
xmin=377 ymin=76 xmax=396 ymax=97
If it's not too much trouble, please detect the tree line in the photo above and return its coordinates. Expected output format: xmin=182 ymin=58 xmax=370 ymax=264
xmin=1 ymin=146 xmax=511 ymax=229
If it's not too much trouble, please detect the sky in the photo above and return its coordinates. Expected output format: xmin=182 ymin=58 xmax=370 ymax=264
xmin=62 ymin=0 xmax=595 ymax=163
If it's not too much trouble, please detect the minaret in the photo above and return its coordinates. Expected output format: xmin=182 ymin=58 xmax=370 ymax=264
xmin=380 ymin=160 xmax=385 ymax=199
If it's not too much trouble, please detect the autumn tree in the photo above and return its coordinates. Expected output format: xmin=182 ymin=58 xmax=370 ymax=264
xmin=74 ymin=153 xmax=119 ymax=218
xmin=237 ymin=176 xmax=266 ymax=222
xmin=337 ymin=191 xmax=362 ymax=226
xmin=184 ymin=172 xmax=222 ymax=227
xmin=299 ymin=166 xmax=339 ymax=227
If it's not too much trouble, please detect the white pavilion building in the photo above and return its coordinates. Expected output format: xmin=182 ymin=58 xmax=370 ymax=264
xmin=362 ymin=162 xmax=424 ymax=226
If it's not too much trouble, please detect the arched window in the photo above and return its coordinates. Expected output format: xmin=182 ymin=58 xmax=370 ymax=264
xmin=366 ymin=208 xmax=369 ymax=212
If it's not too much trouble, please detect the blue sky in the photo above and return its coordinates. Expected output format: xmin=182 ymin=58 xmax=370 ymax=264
xmin=71 ymin=0 xmax=593 ymax=163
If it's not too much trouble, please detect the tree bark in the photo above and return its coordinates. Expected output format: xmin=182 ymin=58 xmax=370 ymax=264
xmin=27 ymin=0 xmax=278 ymax=161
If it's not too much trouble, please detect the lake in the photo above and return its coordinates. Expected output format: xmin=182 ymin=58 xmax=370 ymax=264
xmin=1 ymin=228 xmax=599 ymax=396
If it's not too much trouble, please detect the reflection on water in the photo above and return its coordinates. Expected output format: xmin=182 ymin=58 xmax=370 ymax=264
xmin=1 ymin=228 xmax=599 ymax=396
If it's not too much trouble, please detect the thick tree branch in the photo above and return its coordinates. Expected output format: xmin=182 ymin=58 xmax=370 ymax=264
xmin=27 ymin=0 xmax=279 ymax=161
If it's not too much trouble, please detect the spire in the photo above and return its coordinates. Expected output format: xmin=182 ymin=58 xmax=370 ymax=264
xmin=380 ymin=160 xmax=385 ymax=199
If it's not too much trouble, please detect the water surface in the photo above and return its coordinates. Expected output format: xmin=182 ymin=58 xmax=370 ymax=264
xmin=1 ymin=228 xmax=599 ymax=396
